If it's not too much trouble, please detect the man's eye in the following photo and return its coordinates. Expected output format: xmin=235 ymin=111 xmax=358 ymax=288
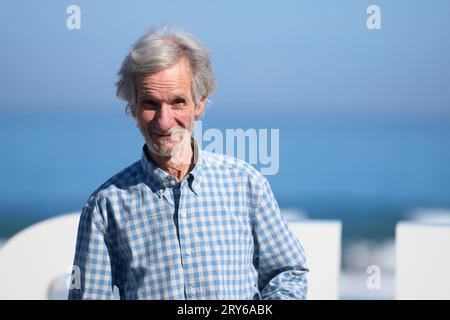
xmin=142 ymin=100 xmax=158 ymax=107
xmin=173 ymin=99 xmax=186 ymax=105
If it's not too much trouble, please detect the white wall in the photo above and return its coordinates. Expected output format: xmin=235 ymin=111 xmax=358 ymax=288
xmin=288 ymin=220 xmax=342 ymax=300
xmin=396 ymin=222 xmax=450 ymax=299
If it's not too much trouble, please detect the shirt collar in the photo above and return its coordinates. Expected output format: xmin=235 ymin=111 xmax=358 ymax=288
xmin=140 ymin=138 xmax=203 ymax=196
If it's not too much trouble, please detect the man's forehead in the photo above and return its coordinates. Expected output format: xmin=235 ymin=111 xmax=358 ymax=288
xmin=135 ymin=82 xmax=188 ymax=98
xmin=137 ymin=87 xmax=188 ymax=98
xmin=134 ymin=57 xmax=193 ymax=99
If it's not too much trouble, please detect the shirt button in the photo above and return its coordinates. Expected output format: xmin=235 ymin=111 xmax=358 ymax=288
xmin=189 ymin=288 xmax=196 ymax=296
xmin=180 ymin=211 xmax=186 ymax=218
xmin=185 ymin=249 xmax=191 ymax=256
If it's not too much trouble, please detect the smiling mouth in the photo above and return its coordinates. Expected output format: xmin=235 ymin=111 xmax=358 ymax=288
xmin=150 ymin=132 xmax=176 ymax=142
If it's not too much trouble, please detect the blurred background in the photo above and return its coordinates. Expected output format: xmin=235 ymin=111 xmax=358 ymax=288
xmin=1 ymin=0 xmax=450 ymax=299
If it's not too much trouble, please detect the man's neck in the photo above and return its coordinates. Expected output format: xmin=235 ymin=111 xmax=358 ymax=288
xmin=147 ymin=142 xmax=196 ymax=181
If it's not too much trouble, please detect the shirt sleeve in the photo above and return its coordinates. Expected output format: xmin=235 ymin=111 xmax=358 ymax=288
xmin=68 ymin=194 xmax=116 ymax=300
xmin=251 ymin=174 xmax=309 ymax=300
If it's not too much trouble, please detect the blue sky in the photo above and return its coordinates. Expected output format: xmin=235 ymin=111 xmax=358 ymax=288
xmin=1 ymin=0 xmax=449 ymax=115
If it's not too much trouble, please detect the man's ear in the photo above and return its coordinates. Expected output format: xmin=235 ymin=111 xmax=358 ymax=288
xmin=195 ymin=96 xmax=207 ymax=119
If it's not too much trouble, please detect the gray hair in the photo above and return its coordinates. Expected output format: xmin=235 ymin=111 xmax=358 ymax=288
xmin=116 ymin=26 xmax=216 ymax=116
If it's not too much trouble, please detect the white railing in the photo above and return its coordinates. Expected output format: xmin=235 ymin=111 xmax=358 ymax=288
xmin=0 ymin=213 xmax=343 ymax=300
xmin=288 ymin=220 xmax=342 ymax=300
xmin=2 ymin=213 xmax=448 ymax=300
xmin=395 ymin=222 xmax=450 ymax=299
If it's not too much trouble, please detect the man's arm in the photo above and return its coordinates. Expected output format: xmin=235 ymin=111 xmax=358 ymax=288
xmin=252 ymin=175 xmax=309 ymax=300
xmin=68 ymin=195 xmax=116 ymax=300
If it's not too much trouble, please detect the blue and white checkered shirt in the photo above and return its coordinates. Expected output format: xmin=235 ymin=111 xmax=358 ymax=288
xmin=68 ymin=142 xmax=308 ymax=300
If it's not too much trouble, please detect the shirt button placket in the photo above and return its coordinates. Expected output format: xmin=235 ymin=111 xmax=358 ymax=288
xmin=177 ymin=183 xmax=194 ymax=299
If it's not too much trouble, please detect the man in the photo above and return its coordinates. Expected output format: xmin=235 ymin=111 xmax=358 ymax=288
xmin=68 ymin=26 xmax=308 ymax=300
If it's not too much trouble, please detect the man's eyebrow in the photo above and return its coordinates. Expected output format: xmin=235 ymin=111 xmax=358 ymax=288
xmin=172 ymin=94 xmax=187 ymax=101
xmin=137 ymin=89 xmax=154 ymax=98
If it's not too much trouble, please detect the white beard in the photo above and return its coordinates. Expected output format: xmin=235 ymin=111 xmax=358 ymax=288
xmin=138 ymin=120 xmax=195 ymax=164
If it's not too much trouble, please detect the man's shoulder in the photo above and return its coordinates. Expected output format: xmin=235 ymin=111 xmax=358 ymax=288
xmin=200 ymin=151 xmax=272 ymax=205
xmin=201 ymin=150 xmax=265 ymax=182
xmin=87 ymin=160 xmax=143 ymax=202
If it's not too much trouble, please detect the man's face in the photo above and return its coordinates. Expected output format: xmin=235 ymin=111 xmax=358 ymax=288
xmin=134 ymin=57 xmax=205 ymax=157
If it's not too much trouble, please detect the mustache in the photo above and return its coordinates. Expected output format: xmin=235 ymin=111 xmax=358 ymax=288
xmin=147 ymin=126 xmax=185 ymax=135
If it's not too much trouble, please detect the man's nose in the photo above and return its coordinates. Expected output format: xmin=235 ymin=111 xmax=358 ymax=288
xmin=155 ymin=104 xmax=176 ymax=131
